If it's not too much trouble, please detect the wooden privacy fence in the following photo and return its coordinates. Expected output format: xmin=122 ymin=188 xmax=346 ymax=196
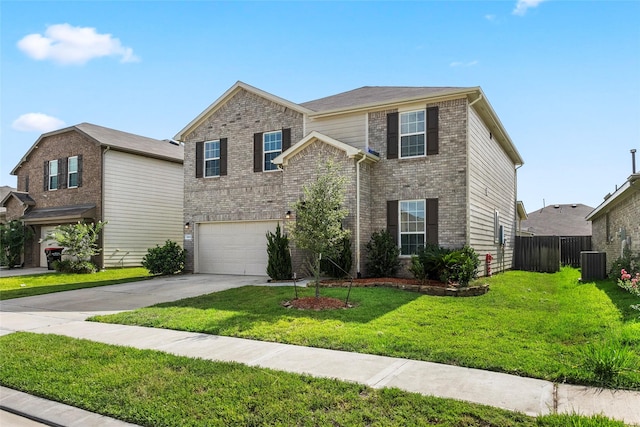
xmin=514 ymin=236 xmax=591 ymax=273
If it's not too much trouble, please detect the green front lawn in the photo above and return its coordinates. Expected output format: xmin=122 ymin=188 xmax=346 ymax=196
xmin=93 ymin=268 xmax=640 ymax=389
xmin=0 ymin=333 xmax=625 ymax=427
xmin=0 ymin=267 xmax=152 ymax=300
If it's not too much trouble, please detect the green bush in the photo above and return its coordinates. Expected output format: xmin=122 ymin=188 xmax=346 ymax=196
xmin=266 ymin=223 xmax=292 ymax=280
xmin=141 ymin=240 xmax=186 ymax=275
xmin=411 ymin=245 xmax=479 ymax=286
xmin=321 ymin=235 xmax=352 ymax=278
xmin=53 ymin=259 xmax=97 ymax=274
xmin=365 ymin=230 xmax=400 ymax=277
xmin=609 ymin=247 xmax=640 ymax=280
xmin=0 ymin=220 xmax=32 ymax=268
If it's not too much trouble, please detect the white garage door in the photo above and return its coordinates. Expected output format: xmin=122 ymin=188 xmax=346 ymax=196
xmin=197 ymin=221 xmax=278 ymax=275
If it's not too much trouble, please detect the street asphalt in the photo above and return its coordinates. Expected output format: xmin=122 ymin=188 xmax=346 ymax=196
xmin=0 ymin=270 xmax=638 ymax=426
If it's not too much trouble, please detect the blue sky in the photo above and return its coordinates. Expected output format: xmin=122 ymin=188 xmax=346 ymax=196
xmin=1 ymin=0 xmax=639 ymax=212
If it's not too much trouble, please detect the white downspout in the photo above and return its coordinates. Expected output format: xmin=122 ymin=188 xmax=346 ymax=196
xmin=356 ymin=153 xmax=366 ymax=278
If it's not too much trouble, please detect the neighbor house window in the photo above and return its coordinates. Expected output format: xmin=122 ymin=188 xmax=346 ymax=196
xmin=48 ymin=159 xmax=58 ymax=190
xmin=68 ymin=156 xmax=78 ymax=188
xmin=263 ymin=131 xmax=282 ymax=171
xmin=400 ymin=200 xmax=425 ymax=255
xmin=204 ymin=140 xmax=220 ymax=177
xmin=400 ymin=110 xmax=425 ymax=158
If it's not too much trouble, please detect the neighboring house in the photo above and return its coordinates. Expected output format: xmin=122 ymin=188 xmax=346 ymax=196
xmin=175 ymin=81 xmax=524 ymax=277
xmin=2 ymin=123 xmax=184 ymax=268
xmin=0 ymin=185 xmax=16 ymax=224
xmin=586 ymin=171 xmax=640 ymax=273
xmin=519 ymin=204 xmax=593 ymax=237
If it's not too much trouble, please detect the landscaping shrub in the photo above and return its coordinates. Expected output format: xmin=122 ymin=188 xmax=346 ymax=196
xmin=321 ymin=235 xmax=352 ymax=278
xmin=53 ymin=259 xmax=97 ymax=274
xmin=0 ymin=220 xmax=32 ymax=268
xmin=365 ymin=230 xmax=400 ymax=277
xmin=609 ymin=247 xmax=640 ymax=280
xmin=266 ymin=223 xmax=292 ymax=280
xmin=411 ymin=245 xmax=480 ymax=286
xmin=141 ymin=240 xmax=186 ymax=275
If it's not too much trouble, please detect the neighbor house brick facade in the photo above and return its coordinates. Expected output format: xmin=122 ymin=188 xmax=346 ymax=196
xmin=176 ymin=82 xmax=524 ymax=277
xmin=2 ymin=123 xmax=184 ymax=268
xmin=587 ymin=172 xmax=640 ymax=273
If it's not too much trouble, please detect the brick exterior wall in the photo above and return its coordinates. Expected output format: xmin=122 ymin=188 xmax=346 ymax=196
xmin=591 ymin=186 xmax=640 ymax=273
xmin=182 ymin=88 xmax=304 ymax=272
xmin=9 ymin=130 xmax=103 ymax=267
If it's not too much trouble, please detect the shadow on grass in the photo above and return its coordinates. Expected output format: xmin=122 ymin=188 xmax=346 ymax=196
xmin=122 ymin=285 xmax=423 ymax=329
xmin=593 ymin=278 xmax=640 ymax=322
xmin=0 ymin=277 xmax=152 ymax=300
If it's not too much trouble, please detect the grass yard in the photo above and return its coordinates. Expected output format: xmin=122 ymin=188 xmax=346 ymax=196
xmin=93 ymin=268 xmax=640 ymax=389
xmin=0 ymin=267 xmax=152 ymax=300
xmin=0 ymin=332 xmax=626 ymax=427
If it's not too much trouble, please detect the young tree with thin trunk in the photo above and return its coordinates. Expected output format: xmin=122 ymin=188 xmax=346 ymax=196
xmin=288 ymin=160 xmax=350 ymax=297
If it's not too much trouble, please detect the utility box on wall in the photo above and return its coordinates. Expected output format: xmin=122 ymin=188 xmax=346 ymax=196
xmin=581 ymin=251 xmax=607 ymax=282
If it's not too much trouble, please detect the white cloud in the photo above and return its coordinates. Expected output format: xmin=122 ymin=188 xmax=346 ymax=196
xmin=450 ymin=60 xmax=479 ymax=68
xmin=513 ymin=0 xmax=546 ymax=16
xmin=485 ymin=14 xmax=497 ymax=22
xmin=17 ymin=23 xmax=140 ymax=65
xmin=12 ymin=113 xmax=65 ymax=133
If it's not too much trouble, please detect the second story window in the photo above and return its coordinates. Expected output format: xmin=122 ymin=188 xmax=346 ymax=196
xmin=68 ymin=156 xmax=79 ymax=188
xmin=204 ymin=140 xmax=221 ymax=177
xmin=263 ymin=131 xmax=282 ymax=171
xmin=48 ymin=159 xmax=58 ymax=190
xmin=400 ymin=110 xmax=425 ymax=158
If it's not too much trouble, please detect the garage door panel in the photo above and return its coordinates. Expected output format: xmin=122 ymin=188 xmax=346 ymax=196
xmin=197 ymin=221 xmax=277 ymax=275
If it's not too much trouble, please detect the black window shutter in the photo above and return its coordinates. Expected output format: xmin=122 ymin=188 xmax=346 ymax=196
xmin=195 ymin=141 xmax=204 ymax=178
xmin=43 ymin=161 xmax=49 ymax=191
xmin=58 ymin=157 xmax=67 ymax=189
xmin=426 ymin=198 xmax=438 ymax=245
xmin=387 ymin=200 xmax=399 ymax=247
xmin=253 ymin=132 xmax=263 ymax=172
xmin=387 ymin=113 xmax=399 ymax=159
xmin=282 ymin=128 xmax=291 ymax=152
xmin=426 ymin=106 xmax=439 ymax=155
xmin=77 ymin=155 xmax=83 ymax=187
xmin=219 ymin=138 xmax=228 ymax=176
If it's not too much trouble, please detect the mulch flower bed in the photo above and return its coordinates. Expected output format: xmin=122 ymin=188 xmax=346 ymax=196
xmin=281 ymin=297 xmax=353 ymax=310
xmin=318 ymin=277 xmax=490 ymax=297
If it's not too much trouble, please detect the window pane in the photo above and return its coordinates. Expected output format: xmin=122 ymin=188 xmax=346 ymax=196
xmin=205 ymin=159 xmax=220 ymax=177
xmin=401 ymin=234 xmax=424 ymax=255
xmin=264 ymin=151 xmax=279 ymax=171
xmin=49 ymin=160 xmax=58 ymax=175
xmin=68 ymin=157 xmax=78 ymax=173
xmin=68 ymin=173 xmax=78 ymax=188
xmin=400 ymin=200 xmax=425 ymax=255
xmin=401 ymin=134 xmax=425 ymax=157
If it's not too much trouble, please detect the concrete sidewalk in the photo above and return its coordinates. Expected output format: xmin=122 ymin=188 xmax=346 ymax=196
xmin=1 ymin=274 xmax=639 ymax=426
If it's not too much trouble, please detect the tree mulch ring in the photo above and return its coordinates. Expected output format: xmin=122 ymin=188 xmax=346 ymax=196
xmin=282 ymin=296 xmax=354 ymax=310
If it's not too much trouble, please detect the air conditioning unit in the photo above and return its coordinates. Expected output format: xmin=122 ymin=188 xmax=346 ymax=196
xmin=581 ymin=251 xmax=607 ymax=281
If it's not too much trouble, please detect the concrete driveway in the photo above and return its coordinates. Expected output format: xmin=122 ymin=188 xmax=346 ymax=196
xmin=0 ymin=273 xmax=280 ymax=335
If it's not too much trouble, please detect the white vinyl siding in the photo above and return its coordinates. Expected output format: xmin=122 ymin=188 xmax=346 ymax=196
xmin=103 ymin=150 xmax=184 ymax=267
xmin=468 ymin=106 xmax=516 ymax=272
xmin=305 ymin=113 xmax=366 ymax=150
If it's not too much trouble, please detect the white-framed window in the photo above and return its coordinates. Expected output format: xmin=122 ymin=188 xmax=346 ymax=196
xmin=263 ymin=131 xmax=282 ymax=171
xmin=400 ymin=199 xmax=425 ymax=255
xmin=68 ymin=156 xmax=78 ymax=188
xmin=400 ymin=110 xmax=425 ymax=158
xmin=204 ymin=140 xmax=220 ymax=177
xmin=48 ymin=159 xmax=58 ymax=190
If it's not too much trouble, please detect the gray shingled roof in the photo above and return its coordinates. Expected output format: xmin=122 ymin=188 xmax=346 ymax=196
xmin=520 ymin=204 xmax=594 ymax=236
xmin=300 ymin=86 xmax=469 ymax=113
xmin=75 ymin=123 xmax=183 ymax=162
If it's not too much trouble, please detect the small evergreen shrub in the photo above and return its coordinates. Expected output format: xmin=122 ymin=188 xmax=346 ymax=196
xmin=365 ymin=230 xmax=400 ymax=277
xmin=142 ymin=240 xmax=186 ymax=275
xmin=321 ymin=235 xmax=352 ymax=278
xmin=266 ymin=223 xmax=292 ymax=280
xmin=53 ymin=259 xmax=98 ymax=274
xmin=411 ymin=245 xmax=480 ymax=286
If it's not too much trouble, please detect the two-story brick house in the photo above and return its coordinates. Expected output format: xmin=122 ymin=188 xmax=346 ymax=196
xmin=175 ymin=81 xmax=523 ymax=277
xmin=3 ymin=123 xmax=184 ymax=268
